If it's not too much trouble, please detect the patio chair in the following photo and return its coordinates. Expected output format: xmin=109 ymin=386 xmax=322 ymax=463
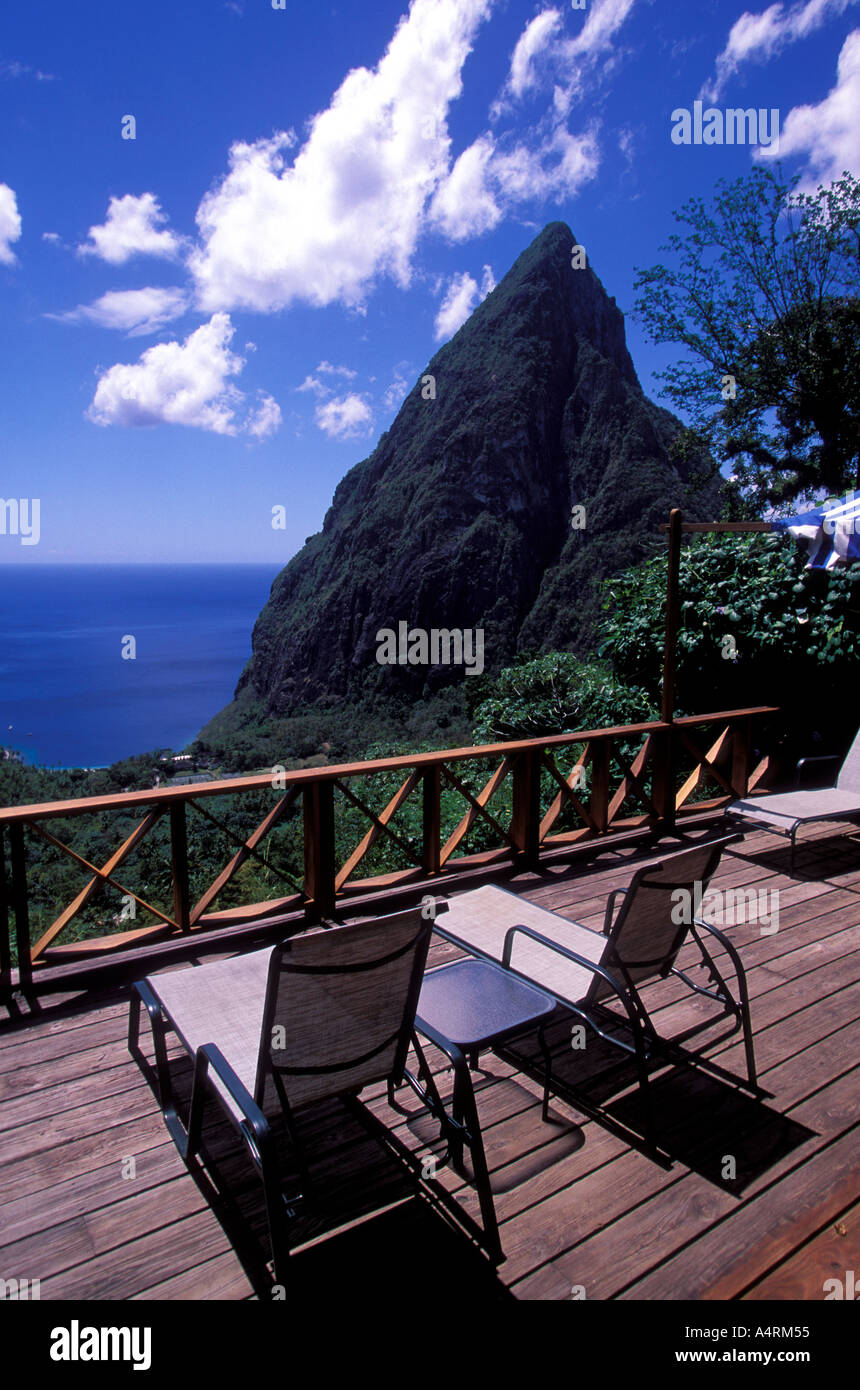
xmin=127 ymin=907 xmax=501 ymax=1281
xmin=727 ymin=727 xmax=860 ymax=874
xmin=435 ymin=835 xmax=760 ymax=1155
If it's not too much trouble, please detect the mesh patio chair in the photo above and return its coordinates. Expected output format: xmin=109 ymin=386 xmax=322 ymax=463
xmin=128 ymin=908 xmax=500 ymax=1279
xmin=728 ymin=727 xmax=860 ymax=873
xmin=436 ymin=835 xmax=761 ymax=1155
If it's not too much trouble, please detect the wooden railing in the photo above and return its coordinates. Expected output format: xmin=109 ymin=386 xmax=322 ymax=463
xmin=0 ymin=707 xmax=775 ymax=997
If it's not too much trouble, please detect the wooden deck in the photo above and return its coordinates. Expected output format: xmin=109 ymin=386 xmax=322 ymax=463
xmin=1 ymin=821 xmax=859 ymax=1302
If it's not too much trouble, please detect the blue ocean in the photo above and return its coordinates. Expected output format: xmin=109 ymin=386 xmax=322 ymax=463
xmin=0 ymin=565 xmax=281 ymax=768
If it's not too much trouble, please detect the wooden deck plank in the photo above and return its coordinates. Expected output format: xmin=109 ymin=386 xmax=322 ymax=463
xmin=1 ymin=824 xmax=857 ymax=1300
xmin=741 ymin=1200 xmax=860 ymax=1301
xmin=511 ymin=1023 xmax=860 ymax=1299
xmin=621 ymin=1125 xmax=860 ymax=1302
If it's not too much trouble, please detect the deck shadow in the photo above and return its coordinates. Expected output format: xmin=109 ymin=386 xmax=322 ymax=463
xmin=604 ymin=1068 xmax=815 ymax=1193
xmin=497 ymin=1014 xmax=814 ymax=1190
xmin=138 ymin=1048 xmax=511 ymax=1298
xmin=732 ymin=829 xmax=860 ymax=882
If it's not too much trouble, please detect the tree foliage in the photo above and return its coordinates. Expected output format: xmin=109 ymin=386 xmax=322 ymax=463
xmin=472 ymin=654 xmax=655 ymax=741
xmin=634 ymin=167 xmax=860 ymax=508
xmin=599 ymin=532 xmax=860 ymax=739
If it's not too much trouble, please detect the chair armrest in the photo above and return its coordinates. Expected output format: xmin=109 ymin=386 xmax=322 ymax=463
xmin=690 ymin=918 xmax=752 ymax=1006
xmin=603 ymin=889 xmax=627 ymax=936
xmin=795 ymin=754 xmax=840 ymax=788
xmin=195 ymin=1043 xmax=273 ymax=1161
xmin=501 ymin=924 xmax=621 ymax=1000
xmin=501 ymin=924 xmax=654 ymax=1047
xmin=412 ymin=1019 xmax=467 ymax=1073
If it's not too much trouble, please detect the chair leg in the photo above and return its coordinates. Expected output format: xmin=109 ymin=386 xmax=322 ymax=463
xmin=630 ymin=1026 xmax=659 ymax=1158
xmin=733 ymin=968 xmax=759 ymax=1092
xmin=538 ymin=1025 xmax=554 ymax=1123
xmin=129 ymin=982 xmax=188 ymax=1155
xmin=259 ymin=1137 xmax=290 ymax=1287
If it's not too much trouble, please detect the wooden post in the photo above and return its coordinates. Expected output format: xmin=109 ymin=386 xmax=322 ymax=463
xmin=169 ymin=802 xmax=191 ymax=932
xmin=661 ymin=507 xmax=683 ymax=724
xmin=511 ymin=749 xmax=541 ymax=869
xmin=731 ymin=715 xmax=752 ymax=798
xmin=652 ymin=727 xmax=676 ymax=834
xmin=0 ymin=827 xmax=11 ymax=1001
xmin=657 ymin=508 xmax=684 ymax=834
xmin=589 ymin=741 xmax=610 ymax=835
xmin=422 ymin=766 xmax=441 ymax=876
xmin=9 ymin=823 xmax=31 ymax=992
xmin=303 ymin=782 xmax=336 ymax=921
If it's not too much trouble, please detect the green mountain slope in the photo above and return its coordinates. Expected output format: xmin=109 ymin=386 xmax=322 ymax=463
xmin=202 ymin=221 xmax=722 ymax=759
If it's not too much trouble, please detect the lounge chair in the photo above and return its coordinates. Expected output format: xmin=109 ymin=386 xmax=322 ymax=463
xmin=728 ymin=727 xmax=860 ymax=874
xmin=434 ymin=835 xmax=760 ymax=1155
xmin=127 ymin=907 xmax=501 ymax=1281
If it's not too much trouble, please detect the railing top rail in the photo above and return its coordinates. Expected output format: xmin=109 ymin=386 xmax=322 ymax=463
xmin=0 ymin=707 xmax=777 ymax=825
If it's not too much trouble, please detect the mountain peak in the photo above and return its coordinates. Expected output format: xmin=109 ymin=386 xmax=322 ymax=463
xmin=207 ymin=224 xmax=721 ymax=729
xmin=434 ymin=219 xmax=636 ymax=389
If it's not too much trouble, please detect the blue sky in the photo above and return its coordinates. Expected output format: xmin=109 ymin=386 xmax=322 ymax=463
xmin=1 ymin=0 xmax=858 ymax=563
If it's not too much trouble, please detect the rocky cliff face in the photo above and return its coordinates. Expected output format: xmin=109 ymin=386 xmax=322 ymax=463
xmin=223 ymin=221 xmax=721 ymax=721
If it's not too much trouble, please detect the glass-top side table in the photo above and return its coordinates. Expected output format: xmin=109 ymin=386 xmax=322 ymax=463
xmin=403 ymin=956 xmax=558 ymax=1262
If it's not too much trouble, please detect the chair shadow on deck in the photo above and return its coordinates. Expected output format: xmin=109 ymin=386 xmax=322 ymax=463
xmin=400 ymin=1070 xmax=587 ymax=1196
xmin=498 ymin=1013 xmax=815 ymax=1195
xmin=134 ymin=1044 xmax=514 ymax=1301
xmin=731 ymin=827 xmax=860 ymax=883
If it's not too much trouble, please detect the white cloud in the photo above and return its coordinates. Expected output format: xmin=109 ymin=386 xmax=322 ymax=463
xmin=78 ymin=193 xmax=183 ymax=265
xmin=434 ymin=264 xmax=495 ymax=340
xmin=246 ymin=393 xmax=282 ymax=439
xmin=383 ymin=367 xmax=411 ymax=412
xmin=507 ymin=9 xmax=563 ymax=99
xmin=430 ymin=0 xmax=623 ymax=243
xmin=429 ymin=135 xmax=502 ymax=239
xmin=431 ymin=122 xmax=599 ymax=243
xmin=190 ymin=0 xmax=493 ymax=313
xmin=703 ymin=0 xmax=858 ymax=101
xmin=492 ymin=124 xmax=600 ymax=203
xmin=757 ymin=27 xmax=860 ymax=183
xmin=0 ymin=58 xmax=55 ymax=81
xmin=87 ymin=312 xmax=280 ymax=438
xmin=51 ymin=287 xmax=190 ymax=336
xmin=315 ymin=392 xmax=374 ymax=439
xmin=297 ymin=373 xmax=329 ymax=397
xmin=564 ymin=0 xmax=637 ymax=60
xmin=317 ymin=360 xmax=357 ymax=378
xmin=0 ymin=184 xmax=22 ymax=264
xmin=500 ymin=0 xmax=637 ymax=113
xmin=297 ymin=361 xmax=358 ymax=396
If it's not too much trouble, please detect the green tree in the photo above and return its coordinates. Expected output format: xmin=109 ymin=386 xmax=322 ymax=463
xmin=634 ymin=167 xmax=860 ymax=509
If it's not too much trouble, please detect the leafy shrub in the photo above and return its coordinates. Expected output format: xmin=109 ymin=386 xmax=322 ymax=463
xmin=472 ymin=654 xmax=656 ymax=742
xmin=599 ymin=532 xmax=860 ymax=747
